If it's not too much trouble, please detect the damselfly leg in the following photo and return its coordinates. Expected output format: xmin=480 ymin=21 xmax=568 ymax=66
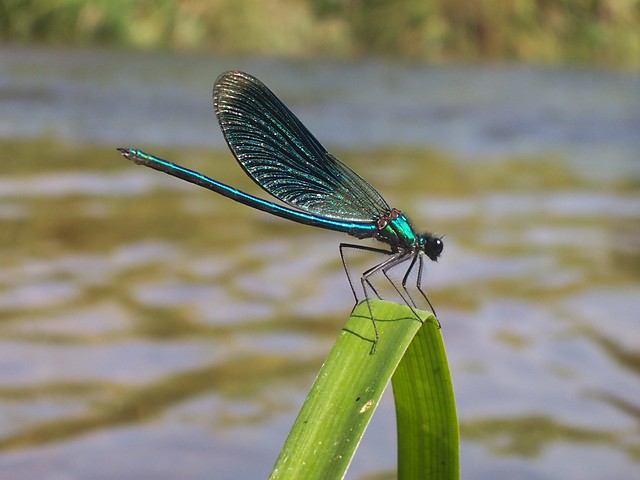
xmin=339 ymin=243 xmax=435 ymax=352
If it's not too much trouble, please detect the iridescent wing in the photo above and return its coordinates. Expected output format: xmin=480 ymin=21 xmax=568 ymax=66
xmin=213 ymin=71 xmax=390 ymax=222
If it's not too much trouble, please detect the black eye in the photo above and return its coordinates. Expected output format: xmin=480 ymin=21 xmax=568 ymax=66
xmin=435 ymin=238 xmax=444 ymax=254
xmin=422 ymin=235 xmax=443 ymax=261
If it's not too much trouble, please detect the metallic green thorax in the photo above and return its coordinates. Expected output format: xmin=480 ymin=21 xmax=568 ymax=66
xmin=375 ymin=210 xmax=418 ymax=250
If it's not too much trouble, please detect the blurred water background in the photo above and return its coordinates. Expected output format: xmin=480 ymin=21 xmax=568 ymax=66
xmin=1 ymin=2 xmax=639 ymax=479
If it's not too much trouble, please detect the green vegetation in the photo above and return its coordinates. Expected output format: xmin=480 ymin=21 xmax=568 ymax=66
xmin=1 ymin=0 xmax=639 ymax=66
xmin=271 ymin=301 xmax=458 ymax=479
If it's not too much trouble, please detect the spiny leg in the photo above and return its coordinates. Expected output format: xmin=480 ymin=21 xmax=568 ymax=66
xmin=380 ymin=253 xmax=417 ymax=308
xmin=414 ymin=254 xmax=440 ymax=327
xmin=380 ymin=253 xmax=428 ymax=324
xmin=354 ymin=252 xmax=411 ymax=353
xmin=339 ymin=243 xmax=396 ymax=353
xmin=339 ymin=243 xmax=393 ymax=307
xmin=399 ymin=253 xmax=420 ymax=308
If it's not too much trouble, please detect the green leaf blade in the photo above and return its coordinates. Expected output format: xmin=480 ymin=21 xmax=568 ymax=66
xmin=270 ymin=299 xmax=458 ymax=480
xmin=393 ymin=311 xmax=459 ymax=479
xmin=270 ymin=300 xmax=422 ymax=479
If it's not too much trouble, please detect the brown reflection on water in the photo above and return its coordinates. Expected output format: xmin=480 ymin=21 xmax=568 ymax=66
xmin=461 ymin=414 xmax=621 ymax=457
xmin=0 ymin=354 xmax=322 ymax=450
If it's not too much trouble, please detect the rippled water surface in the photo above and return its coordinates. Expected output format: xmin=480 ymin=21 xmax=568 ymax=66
xmin=1 ymin=47 xmax=639 ymax=479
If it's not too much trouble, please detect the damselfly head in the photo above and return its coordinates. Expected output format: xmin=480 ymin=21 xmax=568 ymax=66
xmin=421 ymin=234 xmax=443 ymax=262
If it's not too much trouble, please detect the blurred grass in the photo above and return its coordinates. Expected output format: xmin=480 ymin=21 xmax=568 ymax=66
xmin=0 ymin=0 xmax=638 ymax=66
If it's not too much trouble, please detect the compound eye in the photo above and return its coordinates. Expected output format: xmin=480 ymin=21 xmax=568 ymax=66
xmin=434 ymin=238 xmax=444 ymax=255
xmin=422 ymin=235 xmax=443 ymax=261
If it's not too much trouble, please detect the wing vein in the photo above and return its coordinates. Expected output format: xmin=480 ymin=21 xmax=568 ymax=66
xmin=213 ymin=71 xmax=390 ymax=222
